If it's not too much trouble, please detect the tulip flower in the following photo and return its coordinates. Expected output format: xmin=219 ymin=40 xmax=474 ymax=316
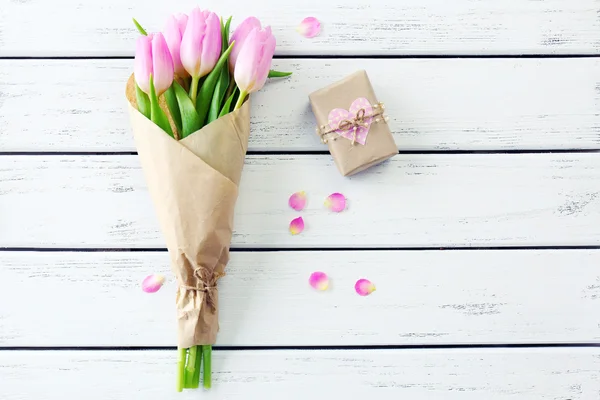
xmin=163 ymin=13 xmax=189 ymax=78
xmin=228 ymin=16 xmax=261 ymax=72
xmin=233 ymin=26 xmax=276 ymax=109
xmin=134 ymin=33 xmax=174 ymax=97
xmin=180 ymin=8 xmax=222 ymax=104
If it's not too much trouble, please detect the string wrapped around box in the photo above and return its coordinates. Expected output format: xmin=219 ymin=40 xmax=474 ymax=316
xmin=309 ymin=70 xmax=398 ymax=176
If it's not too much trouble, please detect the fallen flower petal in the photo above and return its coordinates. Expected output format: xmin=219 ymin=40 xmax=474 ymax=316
xmin=289 ymin=216 xmax=305 ymax=235
xmin=142 ymin=274 xmax=166 ymax=293
xmin=297 ymin=17 xmax=321 ymax=38
xmin=309 ymin=271 xmax=329 ymax=291
xmin=288 ymin=191 xmax=307 ymax=211
xmin=355 ymin=279 xmax=376 ymax=296
xmin=324 ymin=192 xmax=346 ymax=212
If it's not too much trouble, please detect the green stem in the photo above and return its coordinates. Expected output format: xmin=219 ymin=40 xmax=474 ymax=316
xmin=202 ymin=345 xmax=212 ymax=389
xmin=234 ymin=90 xmax=247 ymax=110
xmin=189 ymin=75 xmax=200 ymax=106
xmin=191 ymin=345 xmax=203 ymax=389
xmin=185 ymin=346 xmax=197 ymax=387
xmin=177 ymin=348 xmax=187 ymax=392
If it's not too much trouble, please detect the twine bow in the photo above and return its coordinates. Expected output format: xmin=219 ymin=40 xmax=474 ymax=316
xmin=336 ymin=108 xmax=370 ymax=145
xmin=317 ymin=100 xmax=388 ymax=145
xmin=180 ymin=268 xmax=225 ymax=312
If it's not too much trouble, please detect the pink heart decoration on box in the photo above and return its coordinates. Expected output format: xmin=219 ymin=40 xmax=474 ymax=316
xmin=327 ymin=97 xmax=373 ymax=145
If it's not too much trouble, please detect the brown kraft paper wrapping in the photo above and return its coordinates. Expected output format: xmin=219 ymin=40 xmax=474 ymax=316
xmin=126 ymin=75 xmax=249 ymax=348
xmin=309 ymin=70 xmax=398 ymax=176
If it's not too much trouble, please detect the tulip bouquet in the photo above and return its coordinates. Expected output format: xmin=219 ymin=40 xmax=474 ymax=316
xmin=125 ymin=8 xmax=290 ymax=392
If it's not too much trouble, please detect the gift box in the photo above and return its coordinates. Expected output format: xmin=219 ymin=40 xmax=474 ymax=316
xmin=309 ymin=70 xmax=398 ymax=176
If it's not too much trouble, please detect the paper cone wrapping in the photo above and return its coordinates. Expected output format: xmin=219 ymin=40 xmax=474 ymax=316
xmin=126 ymin=75 xmax=249 ymax=347
xmin=309 ymin=70 xmax=398 ymax=176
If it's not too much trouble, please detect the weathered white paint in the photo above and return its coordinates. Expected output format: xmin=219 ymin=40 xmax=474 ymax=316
xmin=1 ymin=250 xmax=599 ymax=346
xmin=1 ymin=154 xmax=599 ymax=248
xmin=0 ymin=0 xmax=599 ymax=56
xmin=1 ymin=58 xmax=600 ymax=152
xmin=1 ymin=0 xmax=598 ymax=394
xmin=2 ymin=349 xmax=600 ymax=399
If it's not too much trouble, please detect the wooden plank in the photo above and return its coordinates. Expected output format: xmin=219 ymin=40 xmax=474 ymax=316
xmin=1 ymin=58 xmax=600 ymax=152
xmin=1 ymin=0 xmax=599 ymax=56
xmin=1 ymin=154 xmax=600 ymax=248
xmin=2 ymin=349 xmax=599 ymax=399
xmin=1 ymin=250 xmax=599 ymax=346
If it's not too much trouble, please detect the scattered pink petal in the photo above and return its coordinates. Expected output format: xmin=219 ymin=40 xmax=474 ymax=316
xmin=142 ymin=274 xmax=165 ymax=293
xmin=289 ymin=216 xmax=305 ymax=235
xmin=309 ymin=271 xmax=329 ymax=291
xmin=288 ymin=191 xmax=307 ymax=211
xmin=324 ymin=192 xmax=346 ymax=212
xmin=355 ymin=279 xmax=376 ymax=296
xmin=297 ymin=17 xmax=321 ymax=38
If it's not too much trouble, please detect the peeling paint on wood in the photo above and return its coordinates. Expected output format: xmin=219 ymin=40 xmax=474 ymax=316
xmin=1 ymin=349 xmax=600 ymax=399
xmin=1 ymin=59 xmax=600 ymax=151
xmin=0 ymin=0 xmax=599 ymax=56
xmin=1 ymin=154 xmax=600 ymax=248
xmin=1 ymin=250 xmax=599 ymax=346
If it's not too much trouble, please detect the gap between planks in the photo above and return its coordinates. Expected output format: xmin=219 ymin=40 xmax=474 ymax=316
xmin=3 ymin=245 xmax=600 ymax=252
xmin=2 ymin=54 xmax=600 ymax=60
xmin=2 ymin=343 xmax=600 ymax=351
xmin=2 ymin=149 xmax=600 ymax=156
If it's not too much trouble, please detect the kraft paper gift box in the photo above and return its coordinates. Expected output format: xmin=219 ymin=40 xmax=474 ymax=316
xmin=309 ymin=70 xmax=398 ymax=176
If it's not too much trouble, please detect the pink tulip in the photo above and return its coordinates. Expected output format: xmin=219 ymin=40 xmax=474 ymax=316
xmin=234 ymin=26 xmax=276 ymax=95
xmin=180 ymin=8 xmax=222 ymax=79
xmin=163 ymin=13 xmax=189 ymax=78
xmin=134 ymin=33 xmax=174 ymax=96
xmin=228 ymin=16 xmax=262 ymax=72
xmin=134 ymin=35 xmax=153 ymax=94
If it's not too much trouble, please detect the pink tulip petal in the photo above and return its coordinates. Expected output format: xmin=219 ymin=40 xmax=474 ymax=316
xmin=234 ymin=26 xmax=276 ymax=94
xmin=297 ymin=17 xmax=321 ymax=38
xmin=163 ymin=13 xmax=189 ymax=78
xmin=289 ymin=216 xmax=305 ymax=235
xmin=355 ymin=279 xmax=376 ymax=296
xmin=134 ymin=35 xmax=153 ymax=94
xmin=288 ymin=191 xmax=307 ymax=211
xmin=151 ymin=33 xmax=174 ymax=96
xmin=324 ymin=192 xmax=346 ymax=212
xmin=229 ymin=16 xmax=262 ymax=72
xmin=198 ymin=11 xmax=222 ymax=77
xmin=309 ymin=271 xmax=329 ymax=291
xmin=142 ymin=274 xmax=166 ymax=293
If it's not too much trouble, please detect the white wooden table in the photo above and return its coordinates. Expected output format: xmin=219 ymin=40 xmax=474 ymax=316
xmin=1 ymin=1 xmax=600 ymax=398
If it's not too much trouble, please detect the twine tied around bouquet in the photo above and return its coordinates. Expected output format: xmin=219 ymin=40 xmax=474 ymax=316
xmin=316 ymin=102 xmax=388 ymax=145
xmin=180 ymin=269 xmax=225 ymax=312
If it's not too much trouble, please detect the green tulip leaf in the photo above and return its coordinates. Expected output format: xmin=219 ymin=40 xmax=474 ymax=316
xmin=207 ymin=71 xmax=230 ymax=124
xmin=135 ymin=83 xmax=151 ymax=118
xmin=268 ymin=69 xmax=293 ymax=78
xmin=196 ymin=41 xmax=235 ymax=127
xmin=219 ymin=90 xmax=237 ymax=118
xmin=206 ymin=17 xmax=233 ymax=124
xmin=132 ymin=18 xmax=148 ymax=36
xmin=149 ymin=75 xmax=174 ymax=137
xmin=224 ymin=16 xmax=232 ymax=44
xmin=173 ymin=81 xmax=202 ymax=138
xmin=164 ymin=85 xmax=182 ymax=135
